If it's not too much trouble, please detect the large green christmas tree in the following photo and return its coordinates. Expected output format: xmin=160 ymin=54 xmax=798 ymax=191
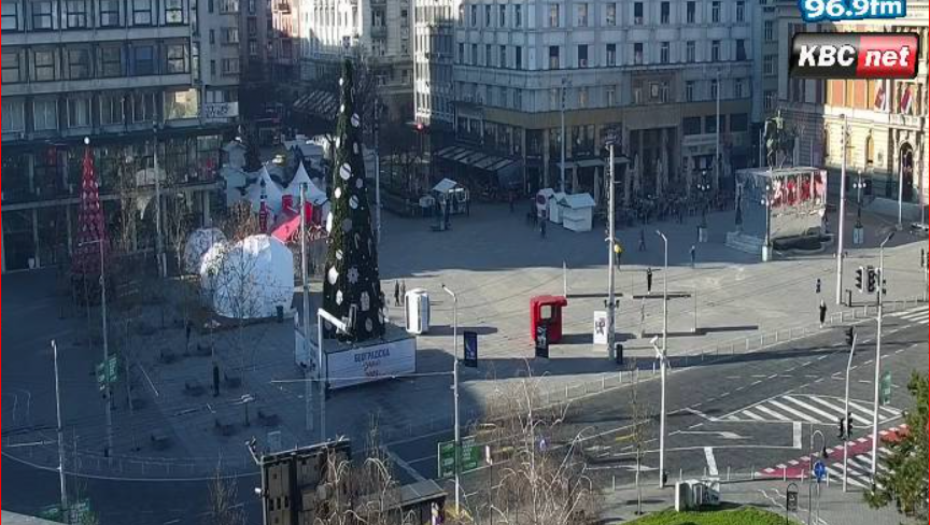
xmin=322 ymin=60 xmax=385 ymax=342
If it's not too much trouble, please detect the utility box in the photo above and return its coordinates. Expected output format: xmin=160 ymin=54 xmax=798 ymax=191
xmin=530 ymin=295 xmax=568 ymax=344
xmin=405 ymin=289 xmax=431 ymax=335
xmin=674 ymin=479 xmax=721 ymax=512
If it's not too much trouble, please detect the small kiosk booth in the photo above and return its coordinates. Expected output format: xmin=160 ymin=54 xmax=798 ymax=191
xmin=530 ymin=295 xmax=568 ymax=344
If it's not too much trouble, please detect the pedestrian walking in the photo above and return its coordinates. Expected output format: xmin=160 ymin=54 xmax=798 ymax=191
xmin=819 ymin=299 xmax=828 ymax=328
xmin=394 ymin=281 xmax=401 ymax=307
xmin=638 ymin=229 xmax=647 ymax=252
xmin=690 ymin=245 xmax=697 ymax=269
xmin=816 ymin=278 xmax=822 ymax=295
xmin=540 ymin=217 xmax=547 ymax=239
xmin=646 ymin=268 xmax=654 ymax=294
xmin=401 ymin=281 xmax=407 ymax=304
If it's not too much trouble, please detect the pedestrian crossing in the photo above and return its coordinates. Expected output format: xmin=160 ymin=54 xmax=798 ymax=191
xmin=719 ymin=394 xmax=902 ymax=426
xmin=890 ymin=305 xmax=929 ymax=326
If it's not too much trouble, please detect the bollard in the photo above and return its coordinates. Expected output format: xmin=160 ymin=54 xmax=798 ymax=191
xmin=783 ymin=469 xmax=787 ymax=482
xmin=679 ymin=468 xmax=683 ymax=482
xmin=776 ymin=331 xmax=780 ymax=343
xmin=613 ymin=476 xmax=616 ymax=492
xmin=727 ymin=466 xmax=731 ymax=482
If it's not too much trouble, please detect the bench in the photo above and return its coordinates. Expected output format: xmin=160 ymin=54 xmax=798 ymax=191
xmin=214 ymin=417 xmax=235 ymax=437
xmin=258 ymin=410 xmax=280 ymax=428
xmin=184 ymin=380 xmax=205 ymax=397
xmin=150 ymin=431 xmax=171 ymax=451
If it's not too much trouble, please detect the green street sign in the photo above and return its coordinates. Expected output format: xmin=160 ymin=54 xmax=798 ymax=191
xmin=438 ymin=437 xmax=482 ymax=479
xmin=96 ymin=356 xmax=119 ymax=391
xmin=880 ymin=372 xmax=893 ymax=406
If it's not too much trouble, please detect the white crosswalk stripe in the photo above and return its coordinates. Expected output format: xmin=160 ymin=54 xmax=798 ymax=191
xmin=721 ymin=394 xmax=902 ymax=425
xmin=890 ymin=306 xmax=929 ymax=325
xmin=832 ymin=447 xmax=895 ymax=490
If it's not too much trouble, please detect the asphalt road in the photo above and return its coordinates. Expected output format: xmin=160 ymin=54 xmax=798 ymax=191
xmin=385 ymin=304 xmax=928 ymax=494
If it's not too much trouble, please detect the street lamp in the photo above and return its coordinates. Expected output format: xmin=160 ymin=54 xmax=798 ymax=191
xmin=152 ymin=122 xmax=166 ymax=279
xmin=843 ymin=330 xmax=859 ymax=493
xmin=871 ymin=231 xmax=894 ymax=481
xmin=80 ymin=238 xmax=114 ymax=458
xmin=808 ymin=429 xmax=828 ymax=525
xmin=316 ymin=307 xmax=351 ymax=443
xmin=761 ymin=184 xmax=773 ymax=262
xmin=441 ymin=284 xmax=461 ymax=513
xmin=655 ymin=230 xmax=669 ymax=488
xmin=836 ymin=114 xmax=850 ymax=306
xmin=604 ymin=132 xmax=620 ymax=362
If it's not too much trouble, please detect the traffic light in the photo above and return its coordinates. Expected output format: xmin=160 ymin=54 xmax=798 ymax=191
xmin=867 ymin=266 xmax=877 ymax=294
xmin=855 ymin=267 xmax=864 ymax=292
xmin=921 ymin=249 xmax=927 ymax=270
xmin=845 ymin=327 xmax=855 ymax=347
xmin=879 ymin=269 xmax=887 ymax=297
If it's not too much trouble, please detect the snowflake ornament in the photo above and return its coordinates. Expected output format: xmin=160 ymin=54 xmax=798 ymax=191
xmin=347 ymin=267 xmax=360 ymax=284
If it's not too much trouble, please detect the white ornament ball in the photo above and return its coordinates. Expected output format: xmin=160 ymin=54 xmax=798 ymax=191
xmin=336 ymin=290 xmax=344 ymax=305
xmin=339 ymin=164 xmax=352 ymax=181
xmin=360 ymin=292 xmax=370 ymax=311
xmin=327 ymin=267 xmax=339 ymax=285
xmin=356 ymin=178 xmax=364 ymax=190
xmin=335 ymin=137 xmax=341 ymax=149
xmin=339 ymin=78 xmax=345 ymax=87
xmin=342 ymin=218 xmax=353 ymax=233
xmin=334 ymin=187 xmax=342 ymax=199
xmin=365 ymin=318 xmax=374 ymax=333
xmin=351 ymin=114 xmax=361 ymax=128
xmin=336 ymin=249 xmax=344 ymax=261
xmin=340 ymin=104 xmax=346 ymax=114
xmin=349 ymin=196 xmax=359 ymax=210
xmin=353 ymin=143 xmax=359 ymax=155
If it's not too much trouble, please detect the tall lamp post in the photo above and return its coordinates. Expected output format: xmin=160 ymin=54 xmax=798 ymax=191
xmin=655 ymin=230 xmax=669 ymax=488
xmin=762 ymin=184 xmax=773 ymax=262
xmin=441 ymin=284 xmax=461 ymax=513
xmin=836 ymin=114 xmax=850 ymax=306
xmin=316 ymin=308 xmax=351 ymax=443
xmin=80 ymin=239 xmax=114 ymax=457
xmin=843 ymin=330 xmax=858 ymax=492
xmin=605 ymin=132 xmax=619 ymax=361
xmin=560 ymin=78 xmax=571 ymax=193
xmin=871 ymin=231 xmax=894 ymax=481
xmin=299 ymin=185 xmax=313 ymax=434
xmin=152 ymin=122 xmax=166 ymax=278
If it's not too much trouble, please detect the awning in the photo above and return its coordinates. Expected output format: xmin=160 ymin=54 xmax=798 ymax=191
xmin=293 ymin=90 xmax=339 ymax=119
xmin=435 ymin=144 xmax=522 ymax=188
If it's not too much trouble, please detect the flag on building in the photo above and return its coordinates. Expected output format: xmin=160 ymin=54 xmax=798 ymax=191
xmin=873 ymin=82 xmax=887 ymax=111
xmin=72 ymin=140 xmax=109 ymax=276
xmin=900 ymin=85 xmax=914 ymax=115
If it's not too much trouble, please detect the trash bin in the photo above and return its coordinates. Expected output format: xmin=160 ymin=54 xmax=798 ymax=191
xmin=614 ymin=343 xmax=624 ymax=366
xmin=405 ymin=289 xmax=431 ymax=335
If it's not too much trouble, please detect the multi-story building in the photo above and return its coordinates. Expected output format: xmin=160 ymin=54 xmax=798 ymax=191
xmin=195 ymin=0 xmax=243 ymax=107
xmin=1 ymin=0 xmax=238 ymax=273
xmin=298 ymin=0 xmax=413 ymax=121
xmin=416 ymin=0 xmax=755 ymax=196
xmin=774 ymin=0 xmax=928 ymax=219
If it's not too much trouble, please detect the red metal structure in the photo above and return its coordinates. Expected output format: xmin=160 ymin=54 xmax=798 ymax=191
xmin=530 ymin=295 xmax=568 ymax=344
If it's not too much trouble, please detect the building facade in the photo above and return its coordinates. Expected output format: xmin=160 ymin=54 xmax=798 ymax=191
xmin=774 ymin=0 xmax=928 ymax=218
xmin=1 ymin=0 xmax=238 ymax=273
xmin=412 ymin=0 xmax=757 ymax=197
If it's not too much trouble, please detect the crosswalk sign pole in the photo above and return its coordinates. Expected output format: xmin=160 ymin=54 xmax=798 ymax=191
xmin=843 ymin=332 xmax=858 ymax=493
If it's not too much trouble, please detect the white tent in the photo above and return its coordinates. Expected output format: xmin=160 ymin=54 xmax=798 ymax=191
xmin=183 ymin=228 xmax=227 ymax=275
xmin=246 ymin=167 xmax=285 ymax=215
xmin=559 ymin=193 xmax=596 ymax=233
xmin=199 ymin=235 xmax=295 ymax=320
xmin=286 ymin=162 xmax=328 ymax=205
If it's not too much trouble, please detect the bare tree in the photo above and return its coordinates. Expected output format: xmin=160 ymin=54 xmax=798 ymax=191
xmin=628 ymin=369 xmax=652 ymax=517
xmin=165 ymin=193 xmax=193 ymax=277
xmin=206 ymin=462 xmax=246 ymax=525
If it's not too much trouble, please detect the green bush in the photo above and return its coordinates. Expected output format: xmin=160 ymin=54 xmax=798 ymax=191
xmin=625 ymin=507 xmax=801 ymax=525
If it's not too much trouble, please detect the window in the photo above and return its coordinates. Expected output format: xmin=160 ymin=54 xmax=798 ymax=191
xmin=606 ymin=43 xmax=616 ymax=66
xmin=99 ymin=0 xmax=120 ymax=26
xmin=31 ymin=0 xmax=53 ymax=29
xmin=33 ymin=99 xmax=58 ymax=131
xmin=763 ymin=55 xmax=776 ymax=76
xmin=735 ymin=79 xmax=745 ymax=98
xmin=470 ymin=5 xmax=477 ymax=26
xmin=686 ymin=1 xmax=695 ymax=23
xmin=166 ymin=88 xmax=199 ymax=119
xmin=578 ymin=86 xmax=588 ymax=108
xmin=68 ymin=96 xmax=91 ymax=128
xmin=549 ymin=45 xmax=560 ymax=69
xmin=222 ymin=58 xmax=239 ymax=75
xmin=209 ymin=29 xmax=215 ymax=44
xmin=485 ymin=44 xmax=491 ymax=66
xmin=865 ymin=135 xmax=874 ymax=165
xmin=249 ymin=40 xmax=258 ymax=56
xmin=500 ymin=45 xmax=506 ymax=68
xmin=736 ymin=39 xmax=747 ymax=61
xmin=65 ymin=0 xmax=87 ymax=28
xmin=633 ymin=2 xmax=643 ymax=24
xmin=548 ymin=4 xmax=559 ymax=27
xmin=247 ymin=17 xmax=257 ymax=35
xmin=1 ymin=2 xmax=18 ymax=31
xmin=99 ymin=93 xmax=124 ymax=125
xmin=736 ymin=1 xmax=745 ymax=22
xmin=576 ymin=3 xmax=587 ymax=26
xmin=2 ymin=99 xmax=25 ymax=132
xmin=134 ymin=45 xmax=155 ymax=75
xmin=711 ymin=1 xmax=720 ymax=22
xmin=165 ymin=0 xmax=184 ymax=23
xmin=705 ymin=115 xmax=717 ymax=134
xmin=221 ymin=0 xmax=238 ymax=13
xmin=710 ymin=79 xmax=719 ymax=100
xmin=683 ymin=116 xmax=702 ymax=135
xmin=660 ymin=1 xmax=670 ymax=23
xmin=133 ymin=0 xmax=152 ymax=25
xmin=67 ymin=48 xmax=91 ymax=79
xmin=577 ymin=45 xmax=588 ymax=68
xmin=711 ymin=40 xmax=720 ymax=62
xmin=484 ymin=4 xmax=490 ymax=26
xmin=764 ymin=90 xmax=777 ymax=111
xmin=209 ymin=59 xmax=216 ymax=75
xmin=660 ymin=42 xmax=670 ymax=64
xmin=659 ymin=82 xmax=669 ymax=102
xmin=99 ymin=45 xmax=123 ymax=76
xmin=607 ymin=86 xmax=616 ymax=106
xmin=132 ymin=92 xmax=157 ymax=122
xmin=514 ymin=88 xmax=522 ymax=110
xmin=224 ymin=27 xmax=239 ymax=43
xmin=605 ymin=3 xmax=616 ymax=25
xmin=685 ymin=80 xmax=695 ymax=102
xmin=686 ymin=41 xmax=696 ymax=62
xmin=514 ymin=45 xmax=522 ymax=69
xmin=764 ymin=21 xmax=774 ymax=42
xmin=457 ymin=43 xmax=464 ymax=64
xmin=33 ymin=50 xmax=56 ymax=81
xmin=634 ymin=43 xmax=644 ymax=65
xmin=499 ymin=5 xmax=505 ymax=27
xmin=2 ymin=51 xmax=22 ymax=83
xmin=514 ymin=4 xmax=521 ymax=26
xmin=166 ymin=44 xmax=188 ymax=73
xmin=730 ymin=113 xmax=749 ymax=132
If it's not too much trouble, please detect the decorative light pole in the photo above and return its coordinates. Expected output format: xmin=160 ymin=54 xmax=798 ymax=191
xmin=655 ymin=230 xmax=669 ymax=488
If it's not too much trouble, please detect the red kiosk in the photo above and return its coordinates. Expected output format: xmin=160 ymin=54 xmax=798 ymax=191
xmin=530 ymin=295 xmax=568 ymax=344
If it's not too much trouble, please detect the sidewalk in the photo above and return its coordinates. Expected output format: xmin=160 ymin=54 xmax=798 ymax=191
xmin=600 ymin=478 xmax=912 ymax=525
xmin=3 ymin=201 xmax=926 ymax=480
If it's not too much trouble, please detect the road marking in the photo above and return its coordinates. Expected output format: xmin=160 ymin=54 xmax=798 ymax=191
xmin=768 ymin=399 xmax=820 ymax=424
xmin=704 ymin=447 xmax=719 ymax=477
xmin=755 ymin=404 xmax=792 ymax=421
xmin=794 ymin=422 xmax=803 ymax=449
xmin=752 ymin=380 xmax=763 ymax=386
xmin=783 ymin=396 xmax=840 ymax=423
xmin=740 ymin=409 xmax=767 ymax=422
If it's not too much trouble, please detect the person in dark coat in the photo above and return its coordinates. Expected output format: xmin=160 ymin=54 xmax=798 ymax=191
xmin=819 ymin=300 xmax=828 ymax=328
xmin=540 ymin=217 xmax=547 ymax=238
xmin=638 ymin=229 xmax=647 ymax=252
xmin=816 ymin=278 xmax=822 ymax=295
xmin=394 ymin=281 xmax=401 ymax=306
xmin=690 ymin=245 xmax=697 ymax=268
xmin=646 ymin=268 xmax=654 ymax=294
xmin=401 ymin=281 xmax=407 ymax=304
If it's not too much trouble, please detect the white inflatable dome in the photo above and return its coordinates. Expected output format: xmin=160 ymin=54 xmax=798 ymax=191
xmin=199 ymin=235 xmax=295 ymax=320
xmin=183 ymin=228 xmax=227 ymax=275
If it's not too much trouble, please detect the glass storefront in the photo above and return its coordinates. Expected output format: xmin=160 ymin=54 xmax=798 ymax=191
xmin=3 ymin=210 xmax=35 ymax=271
